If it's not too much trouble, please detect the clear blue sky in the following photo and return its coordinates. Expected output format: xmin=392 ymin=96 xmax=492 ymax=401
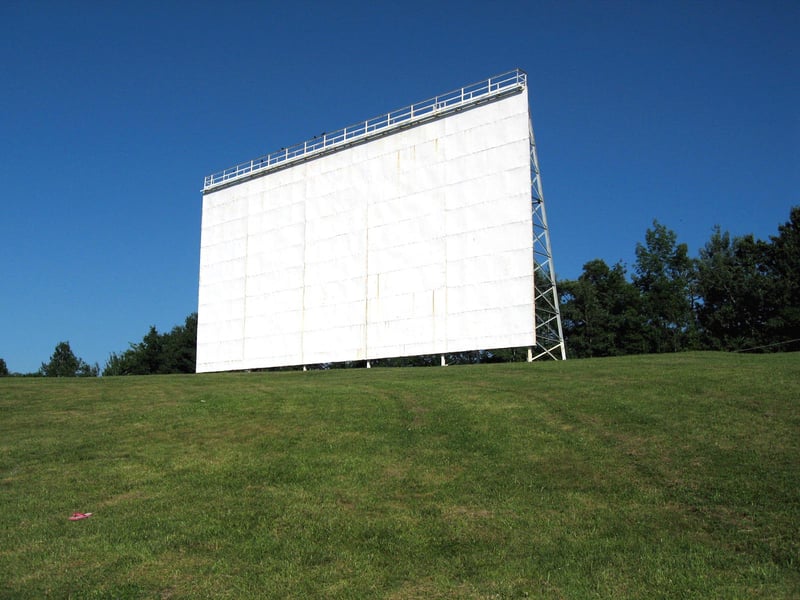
xmin=1 ymin=1 xmax=797 ymax=374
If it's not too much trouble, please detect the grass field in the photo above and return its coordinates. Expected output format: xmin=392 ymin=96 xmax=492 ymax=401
xmin=1 ymin=352 xmax=798 ymax=598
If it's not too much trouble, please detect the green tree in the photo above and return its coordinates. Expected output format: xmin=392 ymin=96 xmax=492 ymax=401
xmin=162 ymin=313 xmax=198 ymax=373
xmin=0 ymin=358 xmax=9 ymax=377
xmin=103 ymin=313 xmax=198 ymax=376
xmin=633 ymin=221 xmax=697 ymax=353
xmin=102 ymin=351 xmax=131 ymax=376
xmin=104 ymin=326 xmax=164 ymax=375
xmin=764 ymin=206 xmax=800 ymax=350
xmin=695 ymin=227 xmax=770 ymax=350
xmin=40 ymin=341 xmax=99 ymax=377
xmin=138 ymin=326 xmax=166 ymax=374
xmin=560 ymin=259 xmax=645 ymax=358
xmin=695 ymin=207 xmax=799 ymax=353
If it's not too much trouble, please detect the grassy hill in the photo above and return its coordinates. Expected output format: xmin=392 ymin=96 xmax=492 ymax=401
xmin=1 ymin=352 xmax=798 ymax=598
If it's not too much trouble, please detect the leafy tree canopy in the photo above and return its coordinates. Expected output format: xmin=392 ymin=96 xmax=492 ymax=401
xmin=560 ymin=207 xmax=799 ymax=358
xmin=633 ymin=220 xmax=697 ymax=353
xmin=40 ymin=342 xmax=99 ymax=377
xmin=103 ymin=313 xmax=197 ymax=376
xmin=560 ymin=259 xmax=645 ymax=358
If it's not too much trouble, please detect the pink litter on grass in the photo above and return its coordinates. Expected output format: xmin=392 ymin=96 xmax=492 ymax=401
xmin=69 ymin=512 xmax=92 ymax=521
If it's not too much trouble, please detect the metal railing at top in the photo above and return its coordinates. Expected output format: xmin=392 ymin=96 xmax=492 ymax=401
xmin=203 ymin=69 xmax=527 ymax=191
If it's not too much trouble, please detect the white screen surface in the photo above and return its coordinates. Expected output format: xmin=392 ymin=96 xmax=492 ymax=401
xmin=197 ymin=89 xmax=534 ymax=372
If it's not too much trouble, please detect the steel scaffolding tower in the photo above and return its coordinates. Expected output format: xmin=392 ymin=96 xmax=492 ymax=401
xmin=529 ymin=117 xmax=567 ymax=360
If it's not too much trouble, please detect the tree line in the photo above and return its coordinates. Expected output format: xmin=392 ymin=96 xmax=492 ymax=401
xmin=102 ymin=313 xmax=197 ymax=376
xmin=1 ymin=207 xmax=796 ymax=376
xmin=559 ymin=206 xmax=799 ymax=358
xmin=0 ymin=314 xmax=197 ymax=377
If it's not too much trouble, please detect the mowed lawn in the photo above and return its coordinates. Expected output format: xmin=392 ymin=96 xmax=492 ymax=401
xmin=1 ymin=352 xmax=798 ymax=599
